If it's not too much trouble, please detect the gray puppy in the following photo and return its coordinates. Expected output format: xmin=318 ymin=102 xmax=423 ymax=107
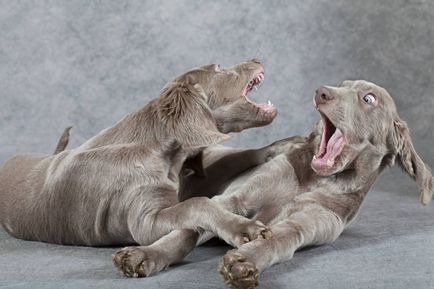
xmin=173 ymin=80 xmax=432 ymax=289
xmin=0 ymin=60 xmax=277 ymax=277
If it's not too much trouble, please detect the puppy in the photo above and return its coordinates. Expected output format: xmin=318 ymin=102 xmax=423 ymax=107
xmin=0 ymin=60 xmax=277 ymax=277
xmin=176 ymin=80 xmax=433 ymax=288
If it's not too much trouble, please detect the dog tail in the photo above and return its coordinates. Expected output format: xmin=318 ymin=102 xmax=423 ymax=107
xmin=54 ymin=126 xmax=73 ymax=154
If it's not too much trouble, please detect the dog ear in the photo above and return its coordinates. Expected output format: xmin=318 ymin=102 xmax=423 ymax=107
xmin=182 ymin=151 xmax=205 ymax=177
xmin=158 ymin=80 xmax=229 ymax=149
xmin=341 ymin=80 xmax=354 ymax=87
xmin=390 ymin=118 xmax=433 ymax=205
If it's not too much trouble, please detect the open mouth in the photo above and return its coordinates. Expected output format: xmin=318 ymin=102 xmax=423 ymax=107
xmin=311 ymin=112 xmax=345 ymax=171
xmin=243 ymin=72 xmax=276 ymax=114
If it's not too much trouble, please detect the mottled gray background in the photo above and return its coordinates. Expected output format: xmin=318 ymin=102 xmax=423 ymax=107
xmin=1 ymin=1 xmax=434 ymax=289
xmin=1 ymin=0 xmax=433 ymax=164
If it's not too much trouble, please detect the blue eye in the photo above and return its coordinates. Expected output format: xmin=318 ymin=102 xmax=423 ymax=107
xmin=363 ymin=94 xmax=376 ymax=104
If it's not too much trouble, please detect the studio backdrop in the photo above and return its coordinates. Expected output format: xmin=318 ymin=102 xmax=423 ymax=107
xmin=1 ymin=0 xmax=433 ymax=166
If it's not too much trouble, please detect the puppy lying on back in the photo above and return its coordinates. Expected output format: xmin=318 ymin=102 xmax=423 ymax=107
xmin=173 ymin=80 xmax=432 ymax=289
xmin=0 ymin=60 xmax=277 ymax=277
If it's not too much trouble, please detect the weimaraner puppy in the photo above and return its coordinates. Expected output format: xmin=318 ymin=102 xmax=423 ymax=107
xmin=0 ymin=60 xmax=278 ymax=277
xmin=145 ymin=80 xmax=432 ymax=289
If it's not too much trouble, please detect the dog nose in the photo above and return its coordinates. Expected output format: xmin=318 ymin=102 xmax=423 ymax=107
xmin=314 ymin=86 xmax=334 ymax=106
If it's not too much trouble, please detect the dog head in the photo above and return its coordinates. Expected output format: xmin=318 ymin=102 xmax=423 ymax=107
xmin=158 ymin=60 xmax=277 ymax=149
xmin=311 ymin=80 xmax=433 ymax=204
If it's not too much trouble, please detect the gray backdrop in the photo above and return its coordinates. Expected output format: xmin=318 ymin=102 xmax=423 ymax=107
xmin=1 ymin=0 xmax=433 ymax=164
xmin=1 ymin=1 xmax=434 ymax=289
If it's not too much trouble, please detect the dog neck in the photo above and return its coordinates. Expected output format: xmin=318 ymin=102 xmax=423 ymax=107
xmin=287 ymin=133 xmax=390 ymax=197
xmin=329 ymin=143 xmax=391 ymax=197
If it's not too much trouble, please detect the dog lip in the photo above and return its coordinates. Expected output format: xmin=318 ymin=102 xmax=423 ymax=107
xmin=248 ymin=101 xmax=277 ymax=117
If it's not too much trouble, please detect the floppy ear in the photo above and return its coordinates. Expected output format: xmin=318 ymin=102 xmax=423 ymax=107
xmin=390 ymin=118 xmax=433 ymax=205
xmin=341 ymin=80 xmax=355 ymax=86
xmin=182 ymin=151 xmax=205 ymax=177
xmin=158 ymin=80 xmax=229 ymax=149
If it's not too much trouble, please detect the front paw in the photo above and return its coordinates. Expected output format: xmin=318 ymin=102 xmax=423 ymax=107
xmin=221 ymin=220 xmax=272 ymax=248
xmin=219 ymin=250 xmax=259 ymax=289
xmin=112 ymin=246 xmax=169 ymax=277
xmin=245 ymin=220 xmax=273 ymax=241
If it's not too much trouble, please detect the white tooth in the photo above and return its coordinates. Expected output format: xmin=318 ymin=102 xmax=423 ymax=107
xmin=313 ymin=155 xmax=317 ymax=160
xmin=267 ymin=100 xmax=271 ymax=105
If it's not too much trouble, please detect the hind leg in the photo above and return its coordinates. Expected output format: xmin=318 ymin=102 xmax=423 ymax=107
xmin=113 ymin=229 xmax=199 ymax=277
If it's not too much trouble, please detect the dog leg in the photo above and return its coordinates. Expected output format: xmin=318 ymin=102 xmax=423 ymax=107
xmin=113 ymin=229 xmax=220 ymax=277
xmin=179 ymin=147 xmax=274 ymax=201
xmin=148 ymin=197 xmax=271 ymax=246
xmin=113 ymin=229 xmax=199 ymax=277
xmin=219 ymin=202 xmax=344 ymax=289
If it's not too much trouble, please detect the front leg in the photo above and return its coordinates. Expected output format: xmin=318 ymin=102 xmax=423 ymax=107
xmin=179 ymin=146 xmax=275 ymax=201
xmin=113 ymin=229 xmax=199 ymax=277
xmin=149 ymin=196 xmax=272 ymax=247
xmin=219 ymin=200 xmax=345 ymax=289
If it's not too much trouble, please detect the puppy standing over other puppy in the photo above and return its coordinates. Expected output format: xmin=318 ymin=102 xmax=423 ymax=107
xmin=0 ymin=60 xmax=277 ymax=276
xmin=175 ymin=80 xmax=433 ymax=289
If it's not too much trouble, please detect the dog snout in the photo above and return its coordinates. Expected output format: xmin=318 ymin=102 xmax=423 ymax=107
xmin=314 ymin=86 xmax=334 ymax=106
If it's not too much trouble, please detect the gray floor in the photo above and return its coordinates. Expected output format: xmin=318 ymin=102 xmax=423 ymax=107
xmin=1 ymin=169 xmax=434 ymax=289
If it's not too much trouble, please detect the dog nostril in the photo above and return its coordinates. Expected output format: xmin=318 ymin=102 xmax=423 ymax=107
xmin=315 ymin=87 xmax=334 ymax=105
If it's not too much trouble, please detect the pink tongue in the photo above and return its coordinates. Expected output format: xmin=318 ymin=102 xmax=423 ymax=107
xmin=322 ymin=128 xmax=343 ymax=159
